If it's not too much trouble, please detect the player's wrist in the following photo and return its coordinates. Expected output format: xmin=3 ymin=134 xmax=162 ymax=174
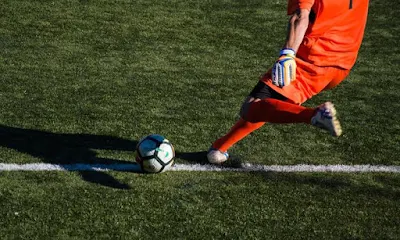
xmin=279 ymin=48 xmax=296 ymax=57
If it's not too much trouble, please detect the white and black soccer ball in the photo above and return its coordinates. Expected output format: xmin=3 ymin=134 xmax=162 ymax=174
xmin=135 ymin=134 xmax=175 ymax=173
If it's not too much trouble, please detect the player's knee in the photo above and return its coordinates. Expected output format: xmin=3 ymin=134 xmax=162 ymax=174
xmin=239 ymin=102 xmax=250 ymax=120
xmin=239 ymin=98 xmax=261 ymax=121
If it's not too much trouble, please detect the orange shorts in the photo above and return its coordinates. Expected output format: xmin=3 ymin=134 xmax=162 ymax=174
xmin=261 ymin=58 xmax=350 ymax=104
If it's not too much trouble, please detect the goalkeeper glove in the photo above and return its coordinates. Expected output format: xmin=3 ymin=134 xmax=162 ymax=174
xmin=271 ymin=48 xmax=296 ymax=88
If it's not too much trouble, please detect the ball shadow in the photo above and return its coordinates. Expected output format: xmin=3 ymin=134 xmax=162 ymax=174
xmin=0 ymin=124 xmax=139 ymax=189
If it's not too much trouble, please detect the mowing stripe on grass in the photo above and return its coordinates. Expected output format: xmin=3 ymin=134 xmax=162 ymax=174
xmin=0 ymin=163 xmax=399 ymax=173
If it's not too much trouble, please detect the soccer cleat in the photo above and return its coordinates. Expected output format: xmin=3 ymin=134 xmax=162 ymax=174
xmin=311 ymin=102 xmax=342 ymax=137
xmin=207 ymin=148 xmax=229 ymax=164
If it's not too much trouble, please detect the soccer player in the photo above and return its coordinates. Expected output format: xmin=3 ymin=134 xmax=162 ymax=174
xmin=207 ymin=0 xmax=370 ymax=164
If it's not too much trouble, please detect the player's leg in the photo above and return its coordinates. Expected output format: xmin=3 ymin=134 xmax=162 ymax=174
xmin=208 ymin=81 xmax=316 ymax=164
xmin=310 ymin=67 xmax=350 ymax=136
xmin=207 ymin=83 xmax=276 ymax=164
xmin=263 ymin=64 xmax=350 ymax=136
xmin=240 ymin=84 xmax=343 ymax=136
xmin=207 ymin=117 xmax=264 ymax=164
xmin=207 ymin=64 xmax=349 ymax=164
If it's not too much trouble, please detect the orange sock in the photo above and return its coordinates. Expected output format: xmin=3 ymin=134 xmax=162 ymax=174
xmin=212 ymin=98 xmax=316 ymax=152
xmin=247 ymin=98 xmax=316 ymax=123
xmin=212 ymin=118 xmax=264 ymax=152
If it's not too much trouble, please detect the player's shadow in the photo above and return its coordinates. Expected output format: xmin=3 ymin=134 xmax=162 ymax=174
xmin=0 ymin=124 xmax=139 ymax=189
xmin=175 ymin=151 xmax=208 ymax=164
xmin=176 ymin=150 xmax=243 ymax=168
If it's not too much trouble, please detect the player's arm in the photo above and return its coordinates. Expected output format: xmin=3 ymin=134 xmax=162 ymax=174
xmin=271 ymin=8 xmax=310 ymax=87
xmin=284 ymin=8 xmax=310 ymax=53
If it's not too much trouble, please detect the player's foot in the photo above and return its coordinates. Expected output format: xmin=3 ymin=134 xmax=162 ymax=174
xmin=207 ymin=148 xmax=229 ymax=164
xmin=311 ymin=102 xmax=342 ymax=137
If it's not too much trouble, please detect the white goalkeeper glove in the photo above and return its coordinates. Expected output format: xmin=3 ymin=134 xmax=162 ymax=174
xmin=271 ymin=48 xmax=296 ymax=87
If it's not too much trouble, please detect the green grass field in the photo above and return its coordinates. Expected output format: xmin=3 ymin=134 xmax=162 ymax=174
xmin=0 ymin=0 xmax=399 ymax=239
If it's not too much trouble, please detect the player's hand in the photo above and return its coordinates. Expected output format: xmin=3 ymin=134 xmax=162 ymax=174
xmin=271 ymin=48 xmax=296 ymax=87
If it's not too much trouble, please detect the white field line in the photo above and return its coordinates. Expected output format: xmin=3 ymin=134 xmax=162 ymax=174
xmin=0 ymin=163 xmax=399 ymax=173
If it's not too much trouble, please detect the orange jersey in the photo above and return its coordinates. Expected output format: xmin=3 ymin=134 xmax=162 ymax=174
xmin=287 ymin=0 xmax=369 ymax=69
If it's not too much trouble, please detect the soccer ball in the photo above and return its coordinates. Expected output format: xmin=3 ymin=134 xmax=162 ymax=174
xmin=135 ymin=134 xmax=175 ymax=173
